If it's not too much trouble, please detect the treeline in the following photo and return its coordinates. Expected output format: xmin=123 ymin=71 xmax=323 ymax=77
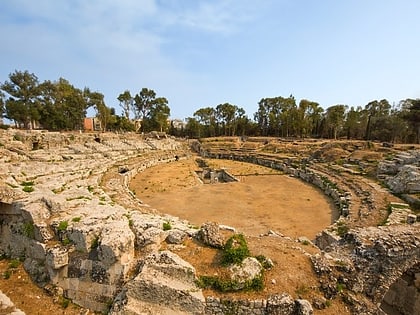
xmin=0 ymin=70 xmax=170 ymax=133
xmin=1 ymin=70 xmax=419 ymax=143
xmin=183 ymin=96 xmax=420 ymax=144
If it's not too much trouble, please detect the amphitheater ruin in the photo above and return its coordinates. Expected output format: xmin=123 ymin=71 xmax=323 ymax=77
xmin=0 ymin=129 xmax=419 ymax=315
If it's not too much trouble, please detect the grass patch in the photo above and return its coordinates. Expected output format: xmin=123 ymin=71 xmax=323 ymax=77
xmin=9 ymin=259 xmax=21 ymax=269
xmin=72 ymin=217 xmax=81 ymax=223
xmin=295 ymin=284 xmax=310 ymax=296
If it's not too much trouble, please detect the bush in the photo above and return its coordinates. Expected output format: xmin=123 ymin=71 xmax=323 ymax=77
xmin=22 ymin=185 xmax=34 ymax=193
xmin=336 ymin=221 xmax=349 ymax=237
xmin=57 ymin=221 xmax=68 ymax=232
xmin=162 ymin=221 xmax=172 ymax=231
xmin=222 ymin=234 xmax=250 ymax=266
xmin=196 ymin=274 xmax=263 ymax=292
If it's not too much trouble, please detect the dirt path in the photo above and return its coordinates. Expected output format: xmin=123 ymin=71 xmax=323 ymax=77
xmin=130 ymin=157 xmax=337 ymax=240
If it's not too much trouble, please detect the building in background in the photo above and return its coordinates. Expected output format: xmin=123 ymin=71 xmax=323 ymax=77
xmin=84 ymin=117 xmax=101 ymax=131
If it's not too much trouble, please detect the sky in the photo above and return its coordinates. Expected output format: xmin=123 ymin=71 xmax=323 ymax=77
xmin=1 ymin=0 xmax=420 ymax=120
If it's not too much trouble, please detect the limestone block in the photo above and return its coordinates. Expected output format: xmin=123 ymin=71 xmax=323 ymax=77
xmin=228 ymin=257 xmax=263 ymax=290
xmin=295 ymin=299 xmax=314 ymax=315
xmin=142 ymin=250 xmax=197 ymax=283
xmin=166 ymin=229 xmax=187 ymax=244
xmin=98 ymin=221 xmax=135 ymax=267
xmin=46 ymin=246 xmax=68 ymax=269
xmin=136 ymin=227 xmax=166 ymax=249
xmin=266 ymin=293 xmax=296 ymax=315
xmin=195 ymin=222 xmax=225 ymax=248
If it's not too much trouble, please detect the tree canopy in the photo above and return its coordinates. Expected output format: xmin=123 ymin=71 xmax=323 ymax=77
xmin=1 ymin=69 xmax=419 ymax=143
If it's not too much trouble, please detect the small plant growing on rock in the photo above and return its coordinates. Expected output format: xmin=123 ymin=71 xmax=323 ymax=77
xmin=72 ymin=217 xmax=81 ymax=223
xmin=21 ymin=181 xmax=34 ymax=193
xmin=62 ymin=238 xmax=72 ymax=246
xmin=162 ymin=221 xmax=172 ymax=231
xmin=222 ymin=233 xmax=250 ymax=266
xmin=22 ymin=185 xmax=34 ymax=192
xmin=336 ymin=221 xmax=349 ymax=237
xmin=22 ymin=222 xmax=35 ymax=239
xmin=57 ymin=221 xmax=68 ymax=232
xmin=91 ymin=236 xmax=100 ymax=249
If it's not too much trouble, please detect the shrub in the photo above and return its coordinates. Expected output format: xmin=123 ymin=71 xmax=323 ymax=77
xmin=22 ymin=185 xmax=34 ymax=193
xmin=255 ymin=254 xmax=273 ymax=269
xmin=57 ymin=221 xmax=68 ymax=232
xmin=336 ymin=222 xmax=349 ymax=237
xmin=162 ymin=221 xmax=172 ymax=231
xmin=72 ymin=217 xmax=81 ymax=223
xmin=196 ymin=274 xmax=263 ymax=292
xmin=222 ymin=234 xmax=250 ymax=266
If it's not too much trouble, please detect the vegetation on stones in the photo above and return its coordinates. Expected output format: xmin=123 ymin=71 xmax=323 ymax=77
xmin=21 ymin=181 xmax=34 ymax=193
xmin=22 ymin=222 xmax=35 ymax=238
xmin=2 ymin=259 xmax=21 ymax=279
xmin=222 ymin=233 xmax=250 ymax=266
xmin=336 ymin=221 xmax=349 ymax=237
xmin=196 ymin=274 xmax=264 ymax=293
xmin=162 ymin=221 xmax=172 ymax=231
xmin=91 ymin=236 xmax=100 ymax=249
xmin=57 ymin=220 xmax=68 ymax=232
xmin=72 ymin=217 xmax=81 ymax=223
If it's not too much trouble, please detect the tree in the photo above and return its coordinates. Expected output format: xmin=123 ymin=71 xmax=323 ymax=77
xmin=185 ymin=117 xmax=201 ymax=138
xmin=344 ymin=106 xmax=364 ymax=139
xmin=0 ymin=91 xmax=5 ymax=119
xmin=1 ymin=70 xmax=40 ymax=129
xmin=117 ymin=90 xmax=132 ymax=120
xmin=147 ymin=97 xmax=170 ymax=132
xmin=216 ymin=103 xmax=245 ymax=136
xmin=401 ymin=98 xmax=420 ymax=143
xmin=323 ymin=105 xmax=346 ymax=139
xmin=364 ymin=99 xmax=391 ymax=140
xmin=254 ymin=95 xmax=297 ymax=137
xmin=133 ymin=88 xmax=156 ymax=131
xmin=296 ymin=99 xmax=321 ymax=138
xmin=194 ymin=107 xmax=217 ymax=137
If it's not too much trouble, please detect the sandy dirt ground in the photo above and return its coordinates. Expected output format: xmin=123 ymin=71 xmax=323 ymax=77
xmin=130 ymin=157 xmax=337 ymax=240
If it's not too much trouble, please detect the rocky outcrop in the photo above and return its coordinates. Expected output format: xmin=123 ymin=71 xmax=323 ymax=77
xmin=195 ymin=221 xmax=225 ymax=248
xmin=377 ymin=150 xmax=420 ymax=194
xmin=111 ymin=251 xmax=205 ymax=314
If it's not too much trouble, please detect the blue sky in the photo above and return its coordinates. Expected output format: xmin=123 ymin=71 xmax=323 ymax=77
xmin=1 ymin=0 xmax=419 ymax=119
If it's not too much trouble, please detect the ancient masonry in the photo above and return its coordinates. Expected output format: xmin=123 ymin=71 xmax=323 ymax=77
xmin=0 ymin=130 xmax=419 ymax=314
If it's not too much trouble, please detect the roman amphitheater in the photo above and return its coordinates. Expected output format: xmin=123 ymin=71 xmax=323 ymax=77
xmin=0 ymin=129 xmax=419 ymax=315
